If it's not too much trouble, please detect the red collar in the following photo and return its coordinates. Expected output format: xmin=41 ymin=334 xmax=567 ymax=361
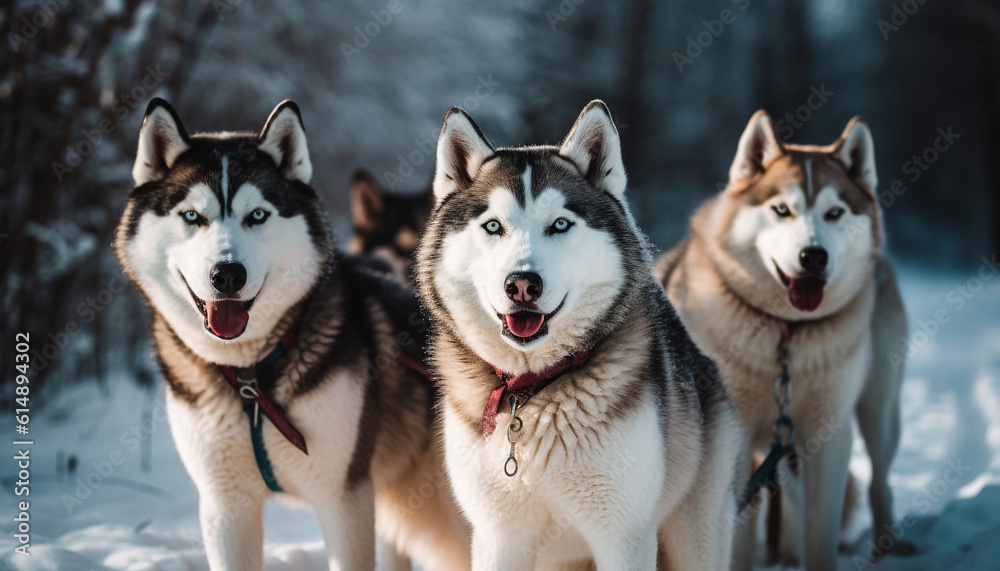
xmin=219 ymin=364 xmax=309 ymax=454
xmin=481 ymin=347 xmax=592 ymax=437
xmin=219 ymin=332 xmax=308 ymax=455
xmin=217 ymin=332 xmax=433 ymax=455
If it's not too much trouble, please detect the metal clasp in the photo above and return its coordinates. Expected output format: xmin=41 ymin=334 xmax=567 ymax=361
xmin=735 ymin=330 xmax=798 ymax=513
xmin=239 ymin=383 xmax=260 ymax=427
xmin=773 ymin=354 xmax=791 ymax=407
xmin=771 ymin=349 xmax=795 ymax=447
xmin=773 ymin=414 xmax=795 ymax=447
xmin=504 ymin=394 xmax=523 ymax=477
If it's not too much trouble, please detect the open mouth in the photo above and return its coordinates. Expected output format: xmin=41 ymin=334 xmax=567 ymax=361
xmin=497 ymin=296 xmax=566 ymax=345
xmin=773 ymin=260 xmax=825 ymax=312
xmin=180 ymin=272 xmax=255 ymax=340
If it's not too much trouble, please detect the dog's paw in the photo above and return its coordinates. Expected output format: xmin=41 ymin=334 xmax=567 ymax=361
xmin=887 ymin=539 xmax=918 ymax=557
xmin=868 ymin=538 xmax=918 ymax=562
xmin=764 ymin=545 xmax=800 ymax=568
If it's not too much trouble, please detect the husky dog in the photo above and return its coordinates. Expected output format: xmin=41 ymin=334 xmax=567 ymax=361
xmin=349 ymin=169 xmax=432 ymax=284
xmin=114 ymin=99 xmax=469 ymax=571
xmin=655 ymin=111 xmax=914 ymax=569
xmin=416 ymin=100 xmax=743 ymax=570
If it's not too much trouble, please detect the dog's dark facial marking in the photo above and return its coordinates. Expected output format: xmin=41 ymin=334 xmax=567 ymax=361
xmin=433 ymin=148 xmax=624 ymax=239
xmin=735 ymin=153 xmax=875 ymax=216
xmin=124 ymin=135 xmax=329 ymax=254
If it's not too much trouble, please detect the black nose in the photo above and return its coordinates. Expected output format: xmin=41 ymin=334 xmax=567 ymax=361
xmin=799 ymin=247 xmax=828 ymax=275
xmin=505 ymin=272 xmax=543 ymax=304
xmin=211 ymin=263 xmax=247 ymax=295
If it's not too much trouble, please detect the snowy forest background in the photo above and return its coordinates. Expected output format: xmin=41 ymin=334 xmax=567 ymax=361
xmin=3 ymin=1 xmax=1000 ymax=569
xmin=2 ymin=0 xmax=999 ymax=394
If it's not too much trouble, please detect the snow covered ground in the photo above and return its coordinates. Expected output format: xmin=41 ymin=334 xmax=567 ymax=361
xmin=2 ymin=264 xmax=999 ymax=571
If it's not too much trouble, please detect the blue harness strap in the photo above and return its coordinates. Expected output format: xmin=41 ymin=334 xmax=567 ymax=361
xmin=221 ymin=329 xmax=301 ymax=493
xmin=223 ymin=305 xmax=432 ymax=494
xmin=244 ymin=404 xmax=284 ymax=492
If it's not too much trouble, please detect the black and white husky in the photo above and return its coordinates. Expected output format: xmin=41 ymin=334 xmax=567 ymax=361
xmin=114 ymin=99 xmax=469 ymax=570
xmin=416 ymin=101 xmax=744 ymax=570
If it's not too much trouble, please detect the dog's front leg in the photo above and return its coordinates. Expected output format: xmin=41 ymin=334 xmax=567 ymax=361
xmin=659 ymin=479 xmax=731 ymax=571
xmin=199 ymin=490 xmax=265 ymax=571
xmin=589 ymin=528 xmax=656 ymax=571
xmin=377 ymin=536 xmax=411 ymax=571
xmin=314 ymin=480 xmax=377 ymax=571
xmin=776 ymin=457 xmax=805 ymax=566
xmin=801 ymin=421 xmax=852 ymax=571
xmin=471 ymin=522 xmax=538 ymax=571
xmin=856 ymin=346 xmax=915 ymax=557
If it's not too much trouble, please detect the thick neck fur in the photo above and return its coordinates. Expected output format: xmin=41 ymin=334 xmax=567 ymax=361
xmin=432 ymin=293 xmax=656 ymax=434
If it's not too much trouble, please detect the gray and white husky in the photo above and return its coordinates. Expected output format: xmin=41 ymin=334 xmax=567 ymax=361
xmin=114 ymin=99 xmax=470 ymax=571
xmin=416 ymin=100 xmax=744 ymax=570
xmin=656 ymin=111 xmax=915 ymax=569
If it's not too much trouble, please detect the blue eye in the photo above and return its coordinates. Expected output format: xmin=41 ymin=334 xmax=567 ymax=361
xmin=246 ymin=209 xmax=270 ymax=226
xmin=181 ymin=210 xmax=202 ymax=225
xmin=772 ymin=203 xmax=791 ymax=218
xmin=549 ymin=217 xmax=574 ymax=234
xmin=482 ymin=219 xmax=503 ymax=235
xmin=825 ymin=207 xmax=844 ymax=221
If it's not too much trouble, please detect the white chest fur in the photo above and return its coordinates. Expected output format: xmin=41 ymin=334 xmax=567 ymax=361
xmin=166 ymin=368 xmax=364 ymax=501
xmin=442 ymin=388 xmax=671 ymax=564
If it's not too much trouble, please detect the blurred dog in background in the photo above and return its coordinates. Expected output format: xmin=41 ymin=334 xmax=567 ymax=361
xmin=349 ymin=169 xmax=432 ymax=285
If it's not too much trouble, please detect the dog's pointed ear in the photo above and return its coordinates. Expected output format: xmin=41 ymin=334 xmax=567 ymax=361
xmin=832 ymin=116 xmax=877 ymax=195
xmin=559 ymin=100 xmax=627 ymax=198
xmin=350 ymin=169 xmax=384 ymax=233
xmin=433 ymin=107 xmax=494 ymax=204
xmin=729 ymin=110 xmax=783 ymax=190
xmin=133 ymin=98 xmax=191 ymax=186
xmin=259 ymin=100 xmax=313 ymax=183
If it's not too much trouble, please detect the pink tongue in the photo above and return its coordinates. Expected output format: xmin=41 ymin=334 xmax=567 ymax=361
xmin=787 ymin=277 xmax=825 ymax=312
xmin=205 ymin=300 xmax=250 ymax=339
xmin=504 ymin=312 xmax=545 ymax=338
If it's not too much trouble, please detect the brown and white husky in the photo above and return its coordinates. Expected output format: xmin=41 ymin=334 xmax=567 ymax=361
xmin=656 ymin=111 xmax=915 ymax=569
